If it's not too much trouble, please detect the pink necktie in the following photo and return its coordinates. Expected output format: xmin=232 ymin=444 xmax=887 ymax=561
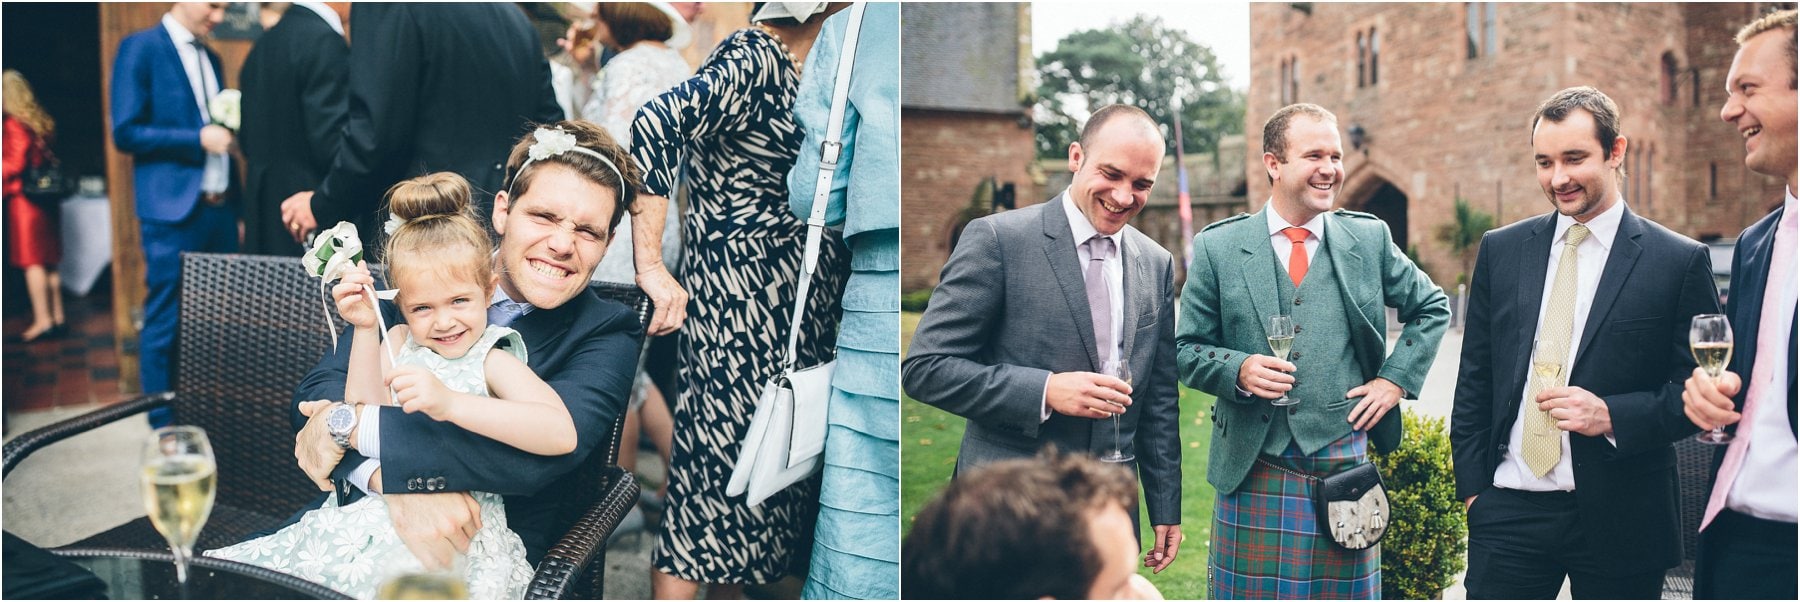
xmin=1702 ymin=206 xmax=1798 ymax=530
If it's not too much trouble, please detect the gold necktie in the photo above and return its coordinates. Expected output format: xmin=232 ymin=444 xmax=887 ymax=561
xmin=1523 ymin=223 xmax=1589 ymax=478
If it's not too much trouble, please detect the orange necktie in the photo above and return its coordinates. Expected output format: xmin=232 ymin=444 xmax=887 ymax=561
xmin=1283 ymin=227 xmax=1310 ymax=287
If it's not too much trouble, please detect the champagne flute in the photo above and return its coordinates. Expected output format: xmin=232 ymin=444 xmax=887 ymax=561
xmin=1530 ymin=339 xmax=1566 ymax=390
xmin=1098 ymin=359 xmax=1135 ymax=463
xmin=1690 ymin=314 xmax=1735 ymax=444
xmin=141 ymin=426 xmax=217 ymax=592
xmin=1266 ymin=315 xmax=1297 ymax=406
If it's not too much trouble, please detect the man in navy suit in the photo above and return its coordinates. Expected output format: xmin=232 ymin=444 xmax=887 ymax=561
xmin=287 ymin=122 xmax=641 ymax=569
xmin=1683 ymin=9 xmax=1797 ymax=600
xmin=111 ymin=2 xmax=240 ymax=426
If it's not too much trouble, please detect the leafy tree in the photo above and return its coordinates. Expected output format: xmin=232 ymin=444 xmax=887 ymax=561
xmin=1034 ymin=16 xmax=1245 ymax=160
xmin=1436 ymin=198 xmax=1495 ymax=284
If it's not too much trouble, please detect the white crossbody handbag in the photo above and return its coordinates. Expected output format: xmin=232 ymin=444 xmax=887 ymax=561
xmin=726 ymin=2 xmax=868 ymax=508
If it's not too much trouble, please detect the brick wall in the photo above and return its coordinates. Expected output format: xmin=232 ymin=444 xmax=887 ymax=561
xmin=1247 ymin=2 xmax=1786 ymax=286
xmin=900 ymin=109 xmax=1039 ymax=291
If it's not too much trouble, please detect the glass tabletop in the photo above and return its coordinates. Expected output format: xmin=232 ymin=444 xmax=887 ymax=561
xmin=55 ymin=547 xmax=350 ymax=600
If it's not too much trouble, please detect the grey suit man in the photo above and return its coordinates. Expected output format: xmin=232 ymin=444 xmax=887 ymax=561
xmin=904 ymin=105 xmax=1185 ymax=572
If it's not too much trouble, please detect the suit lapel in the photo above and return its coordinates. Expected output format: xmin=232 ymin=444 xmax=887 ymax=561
xmin=1508 ymin=214 xmax=1555 ymax=408
xmin=1575 ymin=209 xmax=1644 ymax=363
xmin=154 ymin=26 xmax=207 ymax=126
xmin=1238 ymin=207 xmax=1281 ymax=324
xmin=1325 ymin=213 xmax=1376 ymax=337
xmin=1043 ymin=200 xmax=1102 ymax=371
xmin=1119 ymin=232 xmax=1144 ymax=362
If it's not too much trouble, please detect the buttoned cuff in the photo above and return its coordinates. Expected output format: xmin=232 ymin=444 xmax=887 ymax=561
xmin=347 ymin=459 xmax=380 ymax=496
xmin=357 ymin=405 xmax=382 ymax=459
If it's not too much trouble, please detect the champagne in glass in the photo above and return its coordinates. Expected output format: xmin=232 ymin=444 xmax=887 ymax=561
xmin=1690 ymin=314 xmax=1735 ymax=444
xmin=141 ymin=426 xmax=217 ymax=589
xmin=1098 ymin=359 xmax=1134 ymax=463
xmin=1530 ymin=339 xmax=1565 ymax=389
xmin=1267 ymin=315 xmax=1298 ymax=407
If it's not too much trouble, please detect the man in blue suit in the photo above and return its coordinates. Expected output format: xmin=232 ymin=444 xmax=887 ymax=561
xmin=1683 ymin=9 xmax=1797 ymax=600
xmin=111 ymin=2 xmax=240 ymax=426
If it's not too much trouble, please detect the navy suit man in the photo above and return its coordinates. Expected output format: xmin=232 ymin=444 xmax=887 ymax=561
xmin=111 ymin=2 xmax=240 ymax=425
xmin=1683 ymin=9 xmax=1798 ymax=600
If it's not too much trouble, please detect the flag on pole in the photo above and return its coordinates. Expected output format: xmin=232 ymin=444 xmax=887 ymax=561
xmin=1174 ymin=110 xmax=1195 ymax=269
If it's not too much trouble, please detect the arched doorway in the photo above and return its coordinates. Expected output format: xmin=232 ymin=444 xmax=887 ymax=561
xmin=1352 ymin=182 xmax=1409 ymax=250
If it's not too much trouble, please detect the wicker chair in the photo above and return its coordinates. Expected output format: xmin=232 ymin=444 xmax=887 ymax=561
xmin=1662 ymin=436 xmax=1717 ymax=599
xmin=3 ymin=253 xmax=646 ymax=599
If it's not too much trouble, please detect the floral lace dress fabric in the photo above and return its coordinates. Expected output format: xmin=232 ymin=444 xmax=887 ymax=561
xmin=206 ymin=325 xmax=533 ymax=599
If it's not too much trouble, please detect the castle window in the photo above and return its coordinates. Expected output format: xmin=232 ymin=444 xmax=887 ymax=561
xmin=1357 ymin=32 xmax=1366 ymax=88
xmin=1467 ymin=3 xmax=1495 ymax=59
xmin=1661 ymin=53 xmax=1679 ymax=106
xmin=1369 ymin=28 xmax=1380 ymax=84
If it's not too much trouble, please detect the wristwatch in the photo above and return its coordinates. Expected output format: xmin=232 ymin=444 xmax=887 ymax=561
xmin=326 ymin=402 xmax=357 ymax=450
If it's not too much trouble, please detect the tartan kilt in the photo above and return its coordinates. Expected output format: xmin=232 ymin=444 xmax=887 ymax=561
xmin=1209 ymin=431 xmax=1380 ymax=600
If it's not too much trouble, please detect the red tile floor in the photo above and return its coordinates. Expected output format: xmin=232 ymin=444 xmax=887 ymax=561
xmin=2 ymin=292 xmax=134 ymax=414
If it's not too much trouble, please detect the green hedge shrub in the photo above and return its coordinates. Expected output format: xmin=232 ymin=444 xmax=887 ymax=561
xmin=901 ymin=288 xmax=933 ymax=313
xmin=1374 ymin=412 xmax=1467 ymax=600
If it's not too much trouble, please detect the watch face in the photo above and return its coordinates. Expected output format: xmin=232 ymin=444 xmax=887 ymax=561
xmin=327 ymin=405 xmax=355 ymax=433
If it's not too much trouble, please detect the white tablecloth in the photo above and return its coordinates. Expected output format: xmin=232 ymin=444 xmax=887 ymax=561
xmin=59 ymin=193 xmax=111 ymax=296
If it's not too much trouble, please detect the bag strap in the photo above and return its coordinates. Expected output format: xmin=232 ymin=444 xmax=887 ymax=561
xmin=780 ymin=2 xmax=867 ymax=373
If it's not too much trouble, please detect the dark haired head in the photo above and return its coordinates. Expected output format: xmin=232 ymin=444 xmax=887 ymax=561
xmin=900 ymin=451 xmax=1137 ymax=600
xmin=501 ymin=120 xmax=640 ymax=235
xmin=1530 ymin=86 xmax=1624 ymax=161
xmin=1261 ymin=103 xmax=1337 ymax=181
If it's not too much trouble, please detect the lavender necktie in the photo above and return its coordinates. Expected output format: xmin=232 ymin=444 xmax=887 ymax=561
xmin=1084 ymin=236 xmax=1116 ymax=364
xmin=489 ymin=299 xmax=528 ymax=328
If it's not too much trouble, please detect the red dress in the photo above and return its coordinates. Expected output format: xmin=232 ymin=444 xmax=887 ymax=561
xmin=3 ymin=116 xmax=61 ymax=268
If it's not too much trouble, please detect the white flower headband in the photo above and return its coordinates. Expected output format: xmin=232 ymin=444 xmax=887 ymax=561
xmin=506 ymin=127 xmax=632 ymax=206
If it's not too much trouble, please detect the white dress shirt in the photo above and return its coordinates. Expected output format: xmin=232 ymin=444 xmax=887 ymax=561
xmin=1725 ymin=188 xmax=1798 ymax=522
xmin=1495 ymin=199 xmax=1626 ymax=492
xmin=1041 ymin=190 xmax=1126 ymax=422
xmin=160 ymin=14 xmax=229 ymax=194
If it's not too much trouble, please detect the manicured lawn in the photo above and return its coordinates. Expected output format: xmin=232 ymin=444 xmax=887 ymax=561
xmin=900 ymin=312 xmax=1218 ymax=598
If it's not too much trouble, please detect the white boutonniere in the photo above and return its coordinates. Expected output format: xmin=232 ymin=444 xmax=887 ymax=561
xmin=209 ymin=88 xmax=241 ymax=131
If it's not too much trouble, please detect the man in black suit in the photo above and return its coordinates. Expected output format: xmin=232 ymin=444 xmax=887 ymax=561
xmin=1451 ymin=86 xmax=1720 ymax=599
xmin=279 ymin=3 xmax=564 ymax=245
xmin=238 ymin=1 xmax=347 ymax=256
xmin=1683 ymin=9 xmax=1798 ymax=600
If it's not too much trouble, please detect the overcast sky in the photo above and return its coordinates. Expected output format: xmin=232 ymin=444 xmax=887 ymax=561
xmin=1031 ymin=2 xmax=1252 ymax=92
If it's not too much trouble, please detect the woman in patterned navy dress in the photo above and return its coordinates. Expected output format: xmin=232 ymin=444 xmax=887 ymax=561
xmin=628 ymin=4 xmax=850 ymax=598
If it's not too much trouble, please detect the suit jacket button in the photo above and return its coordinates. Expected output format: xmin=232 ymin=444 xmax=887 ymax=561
xmin=1295 ymin=324 xmax=1303 ymax=334
xmin=429 ymin=477 xmax=446 ymax=491
xmin=1406 ymin=340 xmax=1414 ymax=347
xmin=1294 ymin=297 xmax=1303 ymax=305
xmin=1262 ymin=413 xmax=1270 ymax=422
xmin=407 ymin=478 xmax=422 ymax=492
xmin=1497 ymin=444 xmax=1508 ymax=452
xmin=1292 ymin=351 xmax=1302 ymax=360
xmin=1289 ymin=407 xmax=1299 ymax=415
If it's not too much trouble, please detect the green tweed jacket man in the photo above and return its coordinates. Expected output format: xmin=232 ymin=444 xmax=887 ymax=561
xmin=1177 ymin=206 xmax=1450 ymax=494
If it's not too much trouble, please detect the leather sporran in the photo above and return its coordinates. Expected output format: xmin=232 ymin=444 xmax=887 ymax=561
xmin=1259 ymin=458 xmax=1390 ymax=551
xmin=1314 ymin=462 xmax=1389 ymax=550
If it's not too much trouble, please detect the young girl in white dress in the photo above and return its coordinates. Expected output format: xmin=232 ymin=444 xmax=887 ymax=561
xmin=207 ymin=173 xmax=576 ymax=599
